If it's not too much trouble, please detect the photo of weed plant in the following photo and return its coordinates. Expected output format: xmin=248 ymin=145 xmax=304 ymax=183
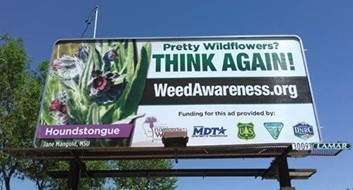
xmin=37 ymin=40 xmax=151 ymax=147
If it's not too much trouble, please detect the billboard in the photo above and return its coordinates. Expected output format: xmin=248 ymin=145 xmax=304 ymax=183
xmin=34 ymin=35 xmax=321 ymax=148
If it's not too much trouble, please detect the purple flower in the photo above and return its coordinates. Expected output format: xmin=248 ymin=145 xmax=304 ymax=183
xmin=102 ymin=50 xmax=118 ymax=73
xmin=49 ymin=99 xmax=67 ymax=114
xmin=91 ymin=76 xmax=108 ymax=91
xmin=52 ymin=59 xmax=60 ymax=70
xmin=107 ymin=50 xmax=117 ymax=60
xmin=144 ymin=117 xmax=157 ymax=129
xmin=87 ymin=70 xmax=126 ymax=104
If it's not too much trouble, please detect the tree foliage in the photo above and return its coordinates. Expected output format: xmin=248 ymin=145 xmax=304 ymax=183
xmin=0 ymin=33 xmax=39 ymax=190
xmin=112 ymin=160 xmax=177 ymax=190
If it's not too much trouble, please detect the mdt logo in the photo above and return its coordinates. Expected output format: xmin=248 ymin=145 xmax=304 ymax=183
xmin=192 ymin=126 xmax=227 ymax=137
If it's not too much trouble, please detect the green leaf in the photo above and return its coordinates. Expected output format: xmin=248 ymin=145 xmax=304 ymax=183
xmin=87 ymin=102 xmax=99 ymax=124
xmin=118 ymin=42 xmax=151 ymax=120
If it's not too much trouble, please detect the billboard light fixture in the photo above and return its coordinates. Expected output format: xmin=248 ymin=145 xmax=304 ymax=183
xmin=162 ymin=131 xmax=188 ymax=147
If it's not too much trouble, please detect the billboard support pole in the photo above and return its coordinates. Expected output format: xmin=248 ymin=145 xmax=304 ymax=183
xmin=277 ymin=157 xmax=294 ymax=190
xmin=93 ymin=6 xmax=98 ymax=38
xmin=263 ymin=146 xmax=294 ymax=189
xmin=68 ymin=159 xmax=81 ymax=190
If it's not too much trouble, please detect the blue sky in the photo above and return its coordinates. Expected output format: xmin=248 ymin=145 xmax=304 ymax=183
xmin=1 ymin=0 xmax=353 ymax=189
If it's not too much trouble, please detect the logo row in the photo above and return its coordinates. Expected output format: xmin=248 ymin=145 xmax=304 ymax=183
xmin=191 ymin=122 xmax=314 ymax=140
xmin=237 ymin=122 xmax=314 ymax=140
xmin=142 ymin=116 xmax=314 ymax=142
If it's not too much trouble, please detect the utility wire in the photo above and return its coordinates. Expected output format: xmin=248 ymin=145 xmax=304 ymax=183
xmin=80 ymin=7 xmax=97 ymax=38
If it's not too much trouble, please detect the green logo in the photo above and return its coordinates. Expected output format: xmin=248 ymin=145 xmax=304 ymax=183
xmin=237 ymin=122 xmax=255 ymax=140
xmin=264 ymin=122 xmax=283 ymax=140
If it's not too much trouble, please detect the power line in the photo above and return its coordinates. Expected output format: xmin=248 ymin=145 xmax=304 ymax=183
xmin=80 ymin=7 xmax=97 ymax=38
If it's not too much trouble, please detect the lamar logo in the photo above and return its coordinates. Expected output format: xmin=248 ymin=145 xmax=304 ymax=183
xmin=293 ymin=122 xmax=314 ymax=140
xmin=192 ymin=126 xmax=227 ymax=137
xmin=237 ymin=122 xmax=255 ymax=140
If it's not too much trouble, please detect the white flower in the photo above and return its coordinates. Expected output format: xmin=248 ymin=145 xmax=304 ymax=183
xmin=52 ymin=55 xmax=84 ymax=80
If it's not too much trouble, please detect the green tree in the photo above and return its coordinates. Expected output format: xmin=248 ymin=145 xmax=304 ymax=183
xmin=23 ymin=159 xmax=62 ymax=190
xmin=0 ymin=35 xmax=66 ymax=190
xmin=112 ymin=160 xmax=177 ymax=190
xmin=0 ymin=33 xmax=39 ymax=190
xmin=44 ymin=160 xmax=109 ymax=190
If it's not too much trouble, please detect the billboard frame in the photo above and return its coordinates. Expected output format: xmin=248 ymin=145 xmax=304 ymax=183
xmin=34 ymin=35 xmax=322 ymax=148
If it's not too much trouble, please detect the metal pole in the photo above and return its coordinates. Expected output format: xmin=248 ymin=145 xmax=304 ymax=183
xmin=93 ymin=6 xmax=99 ymax=38
xmin=277 ymin=157 xmax=295 ymax=190
xmin=68 ymin=159 xmax=81 ymax=190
